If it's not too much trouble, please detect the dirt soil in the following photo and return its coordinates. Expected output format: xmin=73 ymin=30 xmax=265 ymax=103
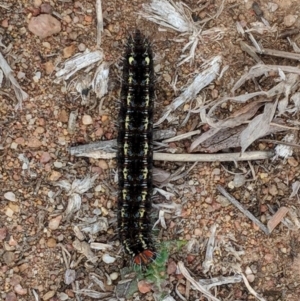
xmin=1 ymin=0 xmax=300 ymax=301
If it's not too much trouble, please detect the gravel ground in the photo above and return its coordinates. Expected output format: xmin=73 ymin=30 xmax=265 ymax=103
xmin=1 ymin=0 xmax=300 ymax=301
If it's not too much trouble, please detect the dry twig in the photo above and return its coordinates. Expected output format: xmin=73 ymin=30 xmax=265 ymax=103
xmin=217 ymin=185 xmax=270 ymax=235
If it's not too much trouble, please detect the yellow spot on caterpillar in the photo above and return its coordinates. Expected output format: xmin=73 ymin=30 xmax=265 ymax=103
xmin=141 ymin=190 xmax=147 ymax=201
xmin=125 ymin=115 xmax=130 ymax=129
xmin=143 ymin=167 xmax=148 ymax=179
xmin=123 ymin=167 xmax=128 ymax=180
xmin=124 ymin=141 xmax=129 ymax=155
xmin=127 ymin=94 xmax=132 ymax=106
xmin=145 ymin=56 xmax=150 ymax=65
xmin=128 ymin=56 xmax=135 ymax=65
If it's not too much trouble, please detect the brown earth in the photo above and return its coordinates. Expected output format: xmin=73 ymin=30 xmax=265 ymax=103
xmin=0 ymin=0 xmax=300 ymax=301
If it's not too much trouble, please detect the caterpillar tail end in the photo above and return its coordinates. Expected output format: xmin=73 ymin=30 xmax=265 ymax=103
xmin=134 ymin=249 xmax=156 ymax=265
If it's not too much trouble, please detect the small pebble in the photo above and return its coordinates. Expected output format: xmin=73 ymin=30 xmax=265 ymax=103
xmin=284 ymin=15 xmax=297 ymax=27
xmin=82 ymin=115 xmax=93 ymax=125
xmin=47 ymin=237 xmax=57 ymax=248
xmin=54 ymin=161 xmax=63 ymax=168
xmin=4 ymin=192 xmax=16 ymax=202
xmin=102 ymin=253 xmax=116 ymax=264
xmin=246 ymin=274 xmax=255 ymax=283
xmin=14 ymin=284 xmax=27 ymax=295
xmin=78 ymin=43 xmax=86 ymax=51
xmin=288 ymin=157 xmax=298 ymax=167
xmin=43 ymin=291 xmax=55 ymax=301
xmin=98 ymin=159 xmax=108 ymax=170
xmin=28 ymin=15 xmax=61 ymax=38
xmin=5 ymin=291 xmax=17 ymax=301
xmin=110 ymin=272 xmax=119 ymax=280
xmin=49 ymin=215 xmax=62 ymax=230
xmin=40 ymin=152 xmax=52 ymax=163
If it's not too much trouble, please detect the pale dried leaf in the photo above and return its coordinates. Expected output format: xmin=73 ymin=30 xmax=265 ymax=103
xmin=247 ymin=22 xmax=277 ymax=34
xmin=64 ymin=269 xmax=76 ymax=285
xmin=156 ymin=56 xmax=221 ymax=125
xmin=232 ymin=64 xmax=300 ymax=93
xmin=275 ymin=133 xmax=295 ymax=158
xmin=290 ymin=181 xmax=300 ymax=199
xmin=240 ymin=273 xmax=267 ymax=301
xmin=90 ymin=242 xmax=113 ymax=250
xmin=240 ymin=102 xmax=275 ymax=152
xmin=178 ymin=261 xmax=220 ymax=301
xmin=267 ymin=207 xmax=289 ymax=233
xmin=154 ymin=188 xmax=175 ymax=200
xmin=92 ymin=61 xmax=109 ymax=99
xmin=0 ymin=51 xmax=29 ymax=109
xmin=55 ymin=50 xmax=104 ymax=81
xmin=65 ymin=193 xmax=81 ymax=218
xmin=80 ymin=218 xmax=108 ymax=234
xmin=54 ymin=180 xmax=72 ymax=191
xmin=202 ymin=224 xmax=218 ymax=273
xmin=140 ymin=0 xmax=195 ymax=33
xmin=70 ymin=174 xmax=98 ymax=195
xmin=72 ymin=239 xmax=97 ymax=263
xmin=74 ymin=289 xmax=111 ymax=298
xmin=199 ymin=275 xmax=242 ymax=290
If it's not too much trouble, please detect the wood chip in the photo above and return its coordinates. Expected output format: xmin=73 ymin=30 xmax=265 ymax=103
xmin=267 ymin=207 xmax=289 ymax=233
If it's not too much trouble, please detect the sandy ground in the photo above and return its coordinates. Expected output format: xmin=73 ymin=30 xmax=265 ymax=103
xmin=1 ymin=0 xmax=300 ymax=300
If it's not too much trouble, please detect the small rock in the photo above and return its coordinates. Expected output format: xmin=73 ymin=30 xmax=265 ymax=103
xmin=102 ymin=254 xmax=116 ymax=264
xmin=284 ymin=15 xmax=297 ymax=27
xmin=49 ymin=215 xmax=62 ymax=230
xmin=5 ymin=207 xmax=14 ymax=217
xmin=40 ymin=3 xmax=53 ymax=14
xmin=8 ymin=202 xmax=19 ymax=213
xmin=44 ymin=61 xmax=54 ymax=74
xmin=54 ymin=161 xmax=63 ymax=168
xmin=4 ymin=192 xmax=16 ymax=202
xmin=48 ymin=171 xmax=62 ymax=181
xmin=43 ymin=291 xmax=56 ymax=301
xmin=78 ymin=43 xmax=86 ymax=52
xmin=15 ymin=137 xmax=25 ymax=145
xmin=27 ymin=137 xmax=42 ymax=148
xmin=269 ymin=184 xmax=278 ymax=196
xmin=63 ymin=45 xmax=76 ymax=58
xmin=58 ymin=109 xmax=69 ymax=123
xmin=246 ymin=274 xmax=255 ymax=283
xmin=110 ymin=272 xmax=119 ymax=281
xmin=47 ymin=237 xmax=57 ymax=248
xmin=9 ymin=235 xmax=18 ymax=246
xmin=10 ymin=142 xmax=18 ymax=149
xmin=82 ymin=115 xmax=93 ymax=125
xmin=98 ymin=159 xmax=108 ymax=170
xmin=3 ymin=251 xmax=15 ymax=265
xmin=1 ymin=18 xmax=9 ymax=28
xmin=42 ymin=41 xmax=51 ymax=49
xmin=167 ymin=260 xmax=177 ymax=275
xmin=5 ymin=292 xmax=17 ymax=301
xmin=14 ymin=284 xmax=27 ymax=295
xmin=0 ymin=227 xmax=7 ymax=241
xmin=33 ymin=0 xmax=42 ymax=7
xmin=40 ymin=152 xmax=52 ymax=163
xmin=288 ymin=157 xmax=298 ymax=167
xmin=28 ymin=15 xmax=61 ymax=38
xmin=245 ymin=266 xmax=253 ymax=275
xmin=137 ymin=280 xmax=152 ymax=294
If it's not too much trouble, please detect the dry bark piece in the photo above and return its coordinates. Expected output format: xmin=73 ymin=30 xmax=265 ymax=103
xmin=28 ymin=14 xmax=61 ymax=38
xmin=267 ymin=207 xmax=289 ymax=233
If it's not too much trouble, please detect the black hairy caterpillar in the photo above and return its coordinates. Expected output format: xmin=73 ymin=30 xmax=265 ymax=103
xmin=117 ymin=31 xmax=155 ymax=265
